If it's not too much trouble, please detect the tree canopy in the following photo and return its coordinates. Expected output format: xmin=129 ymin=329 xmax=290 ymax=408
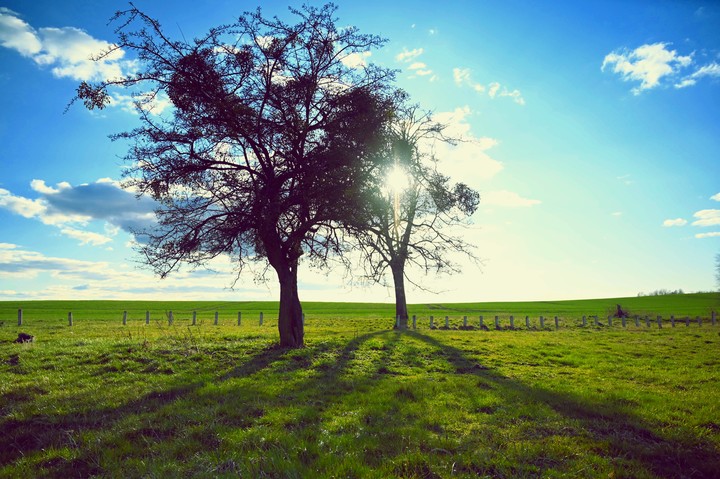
xmin=76 ymin=3 xmax=396 ymax=347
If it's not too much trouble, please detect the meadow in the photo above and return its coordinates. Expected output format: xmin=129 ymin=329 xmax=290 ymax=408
xmin=1 ymin=293 xmax=718 ymax=478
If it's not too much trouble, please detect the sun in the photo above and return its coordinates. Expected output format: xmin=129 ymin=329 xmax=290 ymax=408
xmin=385 ymin=165 xmax=409 ymax=195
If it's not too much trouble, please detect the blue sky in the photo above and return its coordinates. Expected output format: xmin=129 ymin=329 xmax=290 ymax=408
xmin=0 ymin=0 xmax=718 ymax=303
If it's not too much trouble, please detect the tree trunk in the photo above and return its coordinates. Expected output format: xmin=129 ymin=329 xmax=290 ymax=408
xmin=276 ymin=263 xmax=304 ymax=348
xmin=391 ymin=262 xmax=409 ymax=329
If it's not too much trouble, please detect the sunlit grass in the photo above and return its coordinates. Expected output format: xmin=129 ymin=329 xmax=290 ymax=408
xmin=1 ymin=294 xmax=719 ymax=477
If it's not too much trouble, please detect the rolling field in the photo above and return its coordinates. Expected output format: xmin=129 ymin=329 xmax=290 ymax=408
xmin=1 ymin=294 xmax=719 ymax=478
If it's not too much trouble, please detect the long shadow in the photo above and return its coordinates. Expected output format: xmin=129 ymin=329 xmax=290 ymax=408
xmin=0 ymin=342 xmax=295 ymax=471
xmin=3 ymin=329 xmax=718 ymax=477
xmin=406 ymin=330 xmax=720 ymax=479
xmin=0 ymin=331 xmax=391 ymax=476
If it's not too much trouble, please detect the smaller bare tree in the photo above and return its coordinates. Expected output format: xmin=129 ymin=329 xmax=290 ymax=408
xmin=347 ymin=100 xmax=480 ymax=328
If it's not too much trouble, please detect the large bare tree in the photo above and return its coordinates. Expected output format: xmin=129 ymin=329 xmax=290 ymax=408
xmin=348 ymin=101 xmax=480 ymax=328
xmin=76 ymin=4 xmax=396 ymax=347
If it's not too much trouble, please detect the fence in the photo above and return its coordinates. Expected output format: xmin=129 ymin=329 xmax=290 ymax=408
xmin=396 ymin=312 xmax=718 ymax=331
xmin=14 ymin=308 xmax=302 ymax=328
xmin=11 ymin=308 xmax=718 ymax=331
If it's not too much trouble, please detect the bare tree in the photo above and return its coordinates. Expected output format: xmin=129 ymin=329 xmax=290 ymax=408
xmin=347 ymin=100 xmax=480 ymax=328
xmin=75 ymin=4 xmax=396 ymax=347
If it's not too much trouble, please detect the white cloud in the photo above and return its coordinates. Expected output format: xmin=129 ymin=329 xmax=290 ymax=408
xmin=429 ymin=107 xmax=503 ymax=183
xmin=692 ymin=209 xmax=720 ymax=227
xmin=603 ymin=42 xmax=720 ymax=94
xmin=454 ymin=70 xmax=524 ymax=105
xmin=695 ymin=232 xmax=720 ymax=239
xmin=110 ymin=91 xmax=172 ymax=115
xmin=482 ymin=190 xmax=541 ymax=208
xmin=0 ymin=8 xmax=41 ymax=56
xmin=396 ymin=47 xmax=435 ymax=80
xmin=0 ymin=9 xmax=131 ymax=82
xmin=60 ymin=227 xmax=113 ymax=246
xmin=612 ymin=212 xmax=623 ymax=217
xmin=710 ymin=192 xmax=720 ymax=201
xmin=396 ymin=47 xmax=424 ymax=63
xmin=662 ymin=218 xmax=687 ymax=227
xmin=340 ymin=51 xmax=371 ymax=69
xmin=0 ymin=179 xmax=159 ymax=246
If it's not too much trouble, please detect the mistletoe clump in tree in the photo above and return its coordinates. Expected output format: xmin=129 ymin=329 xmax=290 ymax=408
xmin=76 ymin=3 xmax=396 ymax=347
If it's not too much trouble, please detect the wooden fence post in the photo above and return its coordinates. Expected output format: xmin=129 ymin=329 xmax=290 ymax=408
xmin=237 ymin=312 xmax=242 ymax=326
xmin=494 ymin=315 xmax=500 ymax=330
xmin=17 ymin=309 xmax=22 ymax=326
xmin=123 ymin=311 xmax=127 ymax=326
xmin=697 ymin=316 xmax=702 ymax=327
xmin=430 ymin=315 xmax=434 ymax=328
xmin=510 ymin=315 xmax=514 ymax=329
xmin=621 ymin=315 xmax=626 ymax=328
xmin=259 ymin=312 xmax=263 ymax=326
xmin=169 ymin=311 xmax=173 ymax=326
xmin=68 ymin=312 xmax=73 ymax=327
xmin=463 ymin=316 xmax=468 ymax=328
xmin=657 ymin=316 xmax=662 ymax=329
xmin=645 ymin=316 xmax=650 ymax=328
xmin=540 ymin=316 xmax=545 ymax=328
xmin=214 ymin=311 xmax=219 ymax=326
xmin=145 ymin=311 xmax=150 ymax=325
xmin=479 ymin=316 xmax=483 ymax=329
xmin=670 ymin=315 xmax=675 ymax=327
xmin=582 ymin=315 xmax=586 ymax=327
xmin=685 ymin=316 xmax=690 ymax=327
xmin=554 ymin=316 xmax=559 ymax=329
xmin=712 ymin=311 xmax=716 ymax=326
xmin=192 ymin=311 xmax=197 ymax=326
xmin=526 ymin=315 xmax=530 ymax=328
xmin=412 ymin=315 xmax=417 ymax=329
xmin=594 ymin=315 xmax=599 ymax=327
xmin=634 ymin=315 xmax=639 ymax=327
xmin=445 ymin=316 xmax=450 ymax=328
xmin=608 ymin=315 xmax=612 ymax=328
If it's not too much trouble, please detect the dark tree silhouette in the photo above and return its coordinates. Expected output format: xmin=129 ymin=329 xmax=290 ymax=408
xmin=75 ymin=4 xmax=396 ymax=347
xmin=348 ymin=101 xmax=480 ymax=328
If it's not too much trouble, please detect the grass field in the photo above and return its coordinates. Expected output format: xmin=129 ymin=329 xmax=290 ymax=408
xmin=1 ymin=293 xmax=719 ymax=478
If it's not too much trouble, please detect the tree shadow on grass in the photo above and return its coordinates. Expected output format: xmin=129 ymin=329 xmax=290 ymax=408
xmin=0 ymin=332 xmax=391 ymax=476
xmin=1 ymin=330 xmax=718 ymax=477
xmin=406 ymin=330 xmax=720 ymax=479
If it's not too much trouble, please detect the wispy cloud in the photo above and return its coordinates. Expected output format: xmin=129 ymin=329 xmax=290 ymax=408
xmin=662 ymin=218 xmax=687 ymax=227
xmin=0 ymin=243 xmax=268 ymax=300
xmin=602 ymin=42 xmax=720 ymax=94
xmin=453 ymin=68 xmax=525 ymax=105
xmin=692 ymin=209 xmax=720 ymax=227
xmin=482 ymin=190 xmax=541 ymax=208
xmin=0 ymin=8 xmax=132 ymax=82
xmin=711 ymin=192 xmax=720 ymax=201
xmin=396 ymin=47 xmax=437 ymax=81
xmin=695 ymin=232 xmax=720 ymax=239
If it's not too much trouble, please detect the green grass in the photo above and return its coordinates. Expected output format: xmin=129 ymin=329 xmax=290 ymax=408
xmin=1 ymin=293 xmax=719 ymax=477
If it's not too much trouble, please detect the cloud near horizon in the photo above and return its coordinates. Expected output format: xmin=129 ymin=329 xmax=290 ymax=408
xmin=0 ymin=178 xmax=158 ymax=246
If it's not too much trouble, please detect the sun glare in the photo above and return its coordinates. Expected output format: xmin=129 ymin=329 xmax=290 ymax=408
xmin=385 ymin=165 xmax=409 ymax=194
